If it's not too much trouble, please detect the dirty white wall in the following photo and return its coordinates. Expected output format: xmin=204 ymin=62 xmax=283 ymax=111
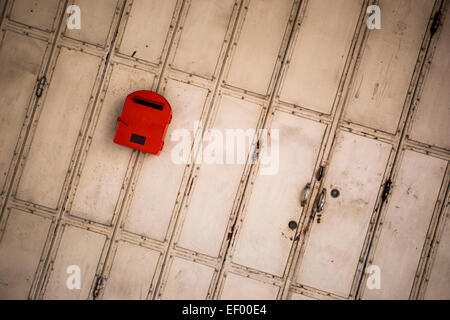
xmin=0 ymin=0 xmax=449 ymax=300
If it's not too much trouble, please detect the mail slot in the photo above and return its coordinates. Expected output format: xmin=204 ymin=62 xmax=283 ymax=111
xmin=114 ymin=90 xmax=172 ymax=155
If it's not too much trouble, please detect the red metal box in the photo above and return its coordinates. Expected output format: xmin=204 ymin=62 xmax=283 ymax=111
xmin=114 ymin=90 xmax=172 ymax=155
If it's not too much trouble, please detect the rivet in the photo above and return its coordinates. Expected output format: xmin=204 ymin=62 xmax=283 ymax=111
xmin=288 ymin=221 xmax=298 ymax=230
xmin=331 ymin=189 xmax=340 ymax=198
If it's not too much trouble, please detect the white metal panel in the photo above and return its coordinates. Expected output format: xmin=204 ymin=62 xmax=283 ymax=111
xmin=124 ymin=80 xmax=208 ymax=241
xmin=172 ymin=0 xmax=235 ymax=78
xmin=1 ymin=0 xmax=448 ymax=302
xmin=226 ymin=0 xmax=293 ymax=94
xmin=17 ymin=49 xmax=101 ymax=208
xmin=344 ymin=0 xmax=433 ymax=133
xmin=72 ymin=65 xmax=155 ymax=225
xmin=290 ymin=293 xmax=316 ymax=300
xmin=425 ymin=214 xmax=450 ymax=300
xmin=44 ymin=226 xmax=106 ymax=299
xmin=178 ymin=95 xmax=260 ymax=257
xmin=102 ymin=241 xmax=160 ymax=300
xmin=160 ymin=258 xmax=214 ymax=300
xmin=118 ymin=0 xmax=177 ymax=63
xmin=220 ymin=273 xmax=278 ymax=300
xmin=0 ymin=209 xmax=51 ymax=299
xmin=410 ymin=9 xmax=450 ymax=150
xmin=280 ymin=0 xmax=362 ymax=114
xmin=0 ymin=32 xmax=47 ymax=192
xmin=363 ymin=151 xmax=446 ymax=300
xmin=296 ymin=131 xmax=391 ymax=297
xmin=10 ymin=0 xmax=59 ymax=31
xmin=232 ymin=113 xmax=326 ymax=276
xmin=64 ymin=0 xmax=118 ymax=47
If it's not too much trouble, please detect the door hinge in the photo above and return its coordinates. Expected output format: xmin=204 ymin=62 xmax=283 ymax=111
xmin=381 ymin=179 xmax=392 ymax=202
xmin=36 ymin=76 xmax=46 ymax=98
xmin=92 ymin=276 xmax=104 ymax=299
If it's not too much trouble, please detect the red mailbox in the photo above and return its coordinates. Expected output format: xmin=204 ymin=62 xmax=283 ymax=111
xmin=114 ymin=90 xmax=172 ymax=155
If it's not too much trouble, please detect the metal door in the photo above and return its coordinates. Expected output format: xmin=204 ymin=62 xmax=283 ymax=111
xmin=0 ymin=0 xmax=448 ymax=301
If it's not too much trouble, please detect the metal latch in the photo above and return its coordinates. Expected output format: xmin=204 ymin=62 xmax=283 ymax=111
xmin=300 ymin=183 xmax=311 ymax=207
xmin=315 ymin=188 xmax=327 ymax=224
xmin=316 ymin=188 xmax=327 ymax=213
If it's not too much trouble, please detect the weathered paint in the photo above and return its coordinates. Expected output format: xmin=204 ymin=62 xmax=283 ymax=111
xmin=118 ymin=0 xmax=177 ymax=63
xmin=102 ymin=241 xmax=160 ymax=300
xmin=232 ymin=112 xmax=326 ymax=276
xmin=0 ymin=209 xmax=51 ymax=299
xmin=345 ymin=0 xmax=434 ymax=133
xmin=172 ymin=0 xmax=235 ymax=78
xmin=220 ymin=273 xmax=279 ymax=300
xmin=0 ymin=0 xmax=448 ymax=301
xmin=296 ymin=131 xmax=391 ymax=297
xmin=10 ymin=0 xmax=60 ymax=32
xmin=64 ymin=0 xmax=118 ymax=47
xmin=363 ymin=151 xmax=446 ymax=300
xmin=17 ymin=49 xmax=101 ymax=209
xmin=0 ymin=32 xmax=47 ymax=192
xmin=280 ymin=0 xmax=362 ymax=114
xmin=160 ymin=258 xmax=214 ymax=300
xmin=226 ymin=0 xmax=293 ymax=94
xmin=410 ymin=9 xmax=450 ymax=150
xmin=290 ymin=292 xmax=316 ymax=300
xmin=178 ymin=95 xmax=261 ymax=257
xmin=71 ymin=65 xmax=154 ymax=225
xmin=425 ymin=212 xmax=450 ymax=300
xmin=44 ymin=226 xmax=106 ymax=299
xmin=124 ymin=80 xmax=208 ymax=241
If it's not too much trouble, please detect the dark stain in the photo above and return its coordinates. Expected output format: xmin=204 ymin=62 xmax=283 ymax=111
xmin=372 ymin=83 xmax=380 ymax=100
xmin=431 ymin=11 xmax=442 ymax=36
